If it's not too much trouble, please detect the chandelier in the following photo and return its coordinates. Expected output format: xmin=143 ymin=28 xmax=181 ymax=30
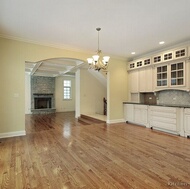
xmin=87 ymin=28 xmax=110 ymax=72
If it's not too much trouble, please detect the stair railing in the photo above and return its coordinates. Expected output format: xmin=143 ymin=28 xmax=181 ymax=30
xmin=103 ymin=97 xmax=107 ymax=115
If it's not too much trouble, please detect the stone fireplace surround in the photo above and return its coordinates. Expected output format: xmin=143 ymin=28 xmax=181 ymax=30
xmin=31 ymin=76 xmax=56 ymax=114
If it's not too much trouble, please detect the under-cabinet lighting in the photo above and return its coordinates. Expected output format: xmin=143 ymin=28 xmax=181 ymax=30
xmin=131 ymin=52 xmax=136 ymax=55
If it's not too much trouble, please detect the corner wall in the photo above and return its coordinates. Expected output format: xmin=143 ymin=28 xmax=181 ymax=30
xmin=107 ymin=59 xmax=128 ymax=123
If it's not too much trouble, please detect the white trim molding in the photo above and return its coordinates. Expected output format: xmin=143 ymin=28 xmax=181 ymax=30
xmin=0 ymin=130 xmax=26 ymax=139
xmin=106 ymin=119 xmax=125 ymax=124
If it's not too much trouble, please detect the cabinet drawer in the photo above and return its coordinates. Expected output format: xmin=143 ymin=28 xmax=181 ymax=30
xmin=151 ymin=121 xmax=177 ymax=131
xmin=150 ymin=111 xmax=176 ymax=119
xmin=150 ymin=106 xmax=177 ymax=113
xmin=134 ymin=105 xmax=148 ymax=110
xmin=151 ymin=115 xmax=176 ymax=124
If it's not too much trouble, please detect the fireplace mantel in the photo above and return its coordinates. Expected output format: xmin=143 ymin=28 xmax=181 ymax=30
xmin=33 ymin=93 xmax=54 ymax=96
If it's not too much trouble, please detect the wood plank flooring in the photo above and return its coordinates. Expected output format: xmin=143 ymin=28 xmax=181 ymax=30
xmin=1 ymin=112 xmax=190 ymax=188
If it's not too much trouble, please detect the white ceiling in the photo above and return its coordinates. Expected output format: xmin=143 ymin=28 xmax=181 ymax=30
xmin=1 ymin=0 xmax=190 ymax=71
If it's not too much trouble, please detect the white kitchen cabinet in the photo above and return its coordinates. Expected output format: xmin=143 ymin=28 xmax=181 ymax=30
xmin=163 ymin=51 xmax=173 ymax=62
xmin=184 ymin=108 xmax=190 ymax=137
xmin=134 ymin=105 xmax=148 ymax=127
xmin=124 ymin=104 xmax=134 ymax=122
xmin=154 ymin=61 xmax=187 ymax=91
xmin=152 ymin=54 xmax=162 ymax=64
xmin=128 ymin=46 xmax=190 ymax=92
xmin=124 ymin=104 xmax=148 ymax=127
xmin=128 ymin=70 xmax=139 ymax=92
xmin=149 ymin=106 xmax=183 ymax=135
xmin=128 ymin=66 xmax=153 ymax=95
xmin=174 ymin=48 xmax=187 ymax=59
xmin=155 ymin=65 xmax=168 ymax=88
xmin=138 ymin=67 xmax=153 ymax=92
xmin=124 ymin=103 xmax=187 ymax=137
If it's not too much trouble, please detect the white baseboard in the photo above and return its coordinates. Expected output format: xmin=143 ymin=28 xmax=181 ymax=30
xmin=0 ymin=130 xmax=26 ymax=139
xmin=106 ymin=119 xmax=125 ymax=124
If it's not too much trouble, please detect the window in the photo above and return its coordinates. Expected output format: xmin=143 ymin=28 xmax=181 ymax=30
xmin=63 ymin=80 xmax=71 ymax=99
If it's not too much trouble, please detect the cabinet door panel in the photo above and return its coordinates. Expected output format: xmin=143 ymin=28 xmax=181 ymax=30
xmin=139 ymin=69 xmax=145 ymax=92
xmin=134 ymin=108 xmax=141 ymax=124
xmin=134 ymin=105 xmax=148 ymax=125
xmin=139 ymin=67 xmax=153 ymax=92
xmin=145 ymin=67 xmax=153 ymax=92
xmin=184 ymin=114 xmax=190 ymax=133
xmin=128 ymin=71 xmax=138 ymax=92
xmin=141 ymin=109 xmax=148 ymax=124
xmin=124 ymin=104 xmax=134 ymax=122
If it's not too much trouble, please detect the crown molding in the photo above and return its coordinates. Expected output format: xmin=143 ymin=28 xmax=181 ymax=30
xmin=0 ymin=34 xmax=127 ymax=62
xmin=0 ymin=34 xmax=89 ymax=53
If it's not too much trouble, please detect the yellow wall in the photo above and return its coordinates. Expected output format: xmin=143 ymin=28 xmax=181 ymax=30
xmin=107 ymin=59 xmax=128 ymax=122
xmin=80 ymin=69 xmax=107 ymax=115
xmin=0 ymin=37 xmax=128 ymax=134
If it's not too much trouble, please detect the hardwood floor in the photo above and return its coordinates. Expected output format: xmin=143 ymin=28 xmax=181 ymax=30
xmin=1 ymin=112 xmax=190 ymax=188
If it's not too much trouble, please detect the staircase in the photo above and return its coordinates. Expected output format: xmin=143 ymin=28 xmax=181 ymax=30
xmin=78 ymin=114 xmax=106 ymax=125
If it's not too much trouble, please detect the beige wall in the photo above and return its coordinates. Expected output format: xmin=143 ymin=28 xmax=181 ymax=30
xmin=80 ymin=69 xmax=107 ymax=115
xmin=107 ymin=59 xmax=128 ymax=122
xmin=55 ymin=76 xmax=75 ymax=112
xmin=0 ymin=37 xmax=128 ymax=135
xmin=0 ymin=37 xmax=88 ymax=134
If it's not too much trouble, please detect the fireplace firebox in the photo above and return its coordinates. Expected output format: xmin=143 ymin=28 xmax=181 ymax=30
xmin=34 ymin=97 xmax=52 ymax=109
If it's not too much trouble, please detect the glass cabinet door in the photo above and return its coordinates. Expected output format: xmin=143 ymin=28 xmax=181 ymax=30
xmin=157 ymin=65 xmax=167 ymax=86
xmin=171 ymin=62 xmax=184 ymax=86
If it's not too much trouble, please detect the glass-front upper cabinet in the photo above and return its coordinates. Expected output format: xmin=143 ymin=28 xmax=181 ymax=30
xmin=171 ymin=62 xmax=184 ymax=86
xmin=156 ymin=62 xmax=185 ymax=88
xmin=157 ymin=65 xmax=167 ymax=87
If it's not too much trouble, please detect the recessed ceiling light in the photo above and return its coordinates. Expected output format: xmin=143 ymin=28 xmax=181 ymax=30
xmin=159 ymin=41 xmax=165 ymax=45
xmin=131 ymin=52 xmax=136 ymax=55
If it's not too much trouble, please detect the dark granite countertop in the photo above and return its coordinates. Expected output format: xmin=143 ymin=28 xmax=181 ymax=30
xmin=123 ymin=102 xmax=190 ymax=108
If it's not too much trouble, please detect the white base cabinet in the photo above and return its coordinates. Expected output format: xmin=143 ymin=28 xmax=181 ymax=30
xmin=149 ymin=106 xmax=184 ymax=135
xmin=134 ymin=105 xmax=148 ymax=127
xmin=124 ymin=103 xmax=185 ymax=137
xmin=184 ymin=108 xmax=190 ymax=137
xmin=124 ymin=104 xmax=134 ymax=123
xmin=124 ymin=104 xmax=148 ymax=127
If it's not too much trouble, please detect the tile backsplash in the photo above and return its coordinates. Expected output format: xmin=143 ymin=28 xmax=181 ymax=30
xmin=140 ymin=93 xmax=157 ymax=105
xmin=157 ymin=90 xmax=190 ymax=106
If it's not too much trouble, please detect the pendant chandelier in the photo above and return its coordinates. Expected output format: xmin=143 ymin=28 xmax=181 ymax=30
xmin=87 ymin=28 xmax=110 ymax=72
